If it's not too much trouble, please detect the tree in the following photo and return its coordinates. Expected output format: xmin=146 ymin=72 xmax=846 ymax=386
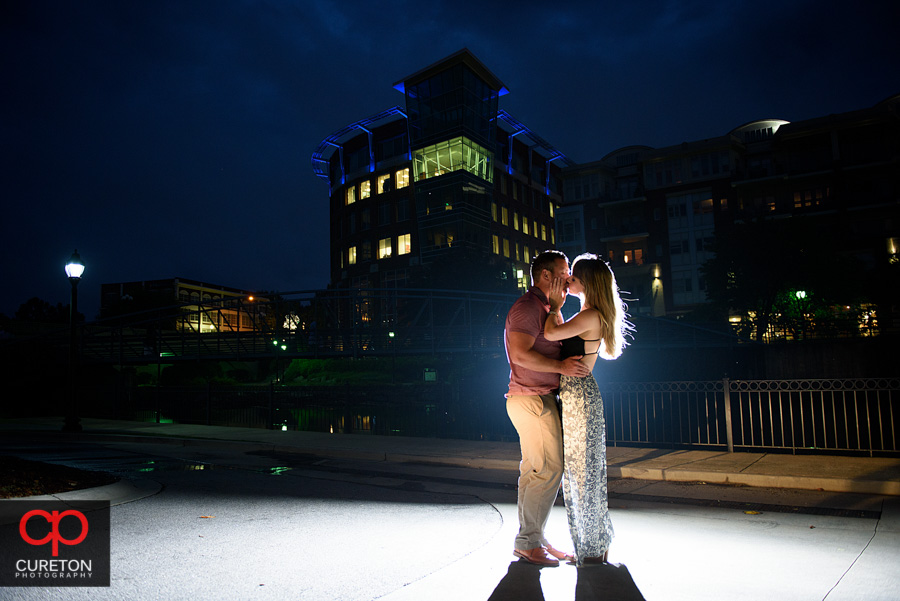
xmin=15 ymin=297 xmax=81 ymax=324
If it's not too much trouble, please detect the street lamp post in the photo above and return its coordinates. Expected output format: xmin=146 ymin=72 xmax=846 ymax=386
xmin=63 ymin=250 xmax=84 ymax=433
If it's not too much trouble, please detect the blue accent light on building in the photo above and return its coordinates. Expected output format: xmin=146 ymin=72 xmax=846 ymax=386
xmin=496 ymin=110 xmax=575 ymax=178
xmin=393 ymin=81 xmax=509 ymax=97
xmin=311 ymin=106 xmax=408 ymax=184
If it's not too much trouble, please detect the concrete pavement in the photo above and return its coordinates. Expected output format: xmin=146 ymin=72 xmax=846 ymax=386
xmin=2 ymin=417 xmax=900 ymax=600
xmin=3 ymin=417 xmax=899 ymax=498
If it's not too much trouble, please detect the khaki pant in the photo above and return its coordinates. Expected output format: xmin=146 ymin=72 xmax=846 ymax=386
xmin=506 ymin=393 xmax=564 ymax=551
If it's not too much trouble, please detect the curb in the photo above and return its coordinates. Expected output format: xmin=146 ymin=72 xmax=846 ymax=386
xmin=611 ymin=466 xmax=900 ymax=496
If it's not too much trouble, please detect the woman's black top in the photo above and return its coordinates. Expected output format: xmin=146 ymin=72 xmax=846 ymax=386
xmin=560 ymin=336 xmax=601 ymax=359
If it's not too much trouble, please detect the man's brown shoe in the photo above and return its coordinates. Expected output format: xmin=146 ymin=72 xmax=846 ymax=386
xmin=513 ymin=547 xmax=560 ymax=567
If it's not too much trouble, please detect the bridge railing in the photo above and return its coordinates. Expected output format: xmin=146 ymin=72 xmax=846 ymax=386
xmin=66 ymin=288 xmax=518 ymax=363
xmin=2 ymin=287 xmax=758 ymax=365
xmin=67 ymin=377 xmax=899 ymax=455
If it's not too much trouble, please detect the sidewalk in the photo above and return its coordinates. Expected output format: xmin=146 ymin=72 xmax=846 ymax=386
xmin=3 ymin=416 xmax=899 ymax=497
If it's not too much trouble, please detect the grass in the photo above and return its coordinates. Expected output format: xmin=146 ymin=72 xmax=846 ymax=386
xmin=0 ymin=455 xmax=119 ymax=499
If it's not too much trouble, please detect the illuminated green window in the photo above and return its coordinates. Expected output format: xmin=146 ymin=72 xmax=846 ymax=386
xmin=412 ymin=136 xmax=493 ymax=183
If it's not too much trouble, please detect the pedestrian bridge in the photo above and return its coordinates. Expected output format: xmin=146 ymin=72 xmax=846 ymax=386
xmin=16 ymin=288 xmax=752 ymax=365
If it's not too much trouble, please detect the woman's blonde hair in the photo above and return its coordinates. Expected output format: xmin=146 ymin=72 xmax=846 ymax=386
xmin=571 ymin=253 xmax=633 ymax=359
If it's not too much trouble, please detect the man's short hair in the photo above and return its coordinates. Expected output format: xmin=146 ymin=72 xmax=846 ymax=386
xmin=530 ymin=250 xmax=568 ymax=283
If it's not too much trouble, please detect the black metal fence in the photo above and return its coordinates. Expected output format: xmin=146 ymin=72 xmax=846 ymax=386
xmin=603 ymin=378 xmax=899 ymax=455
xmin=71 ymin=377 xmax=899 ymax=455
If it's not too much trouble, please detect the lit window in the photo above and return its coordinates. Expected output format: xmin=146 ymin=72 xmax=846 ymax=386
xmin=502 ymin=206 xmax=508 ymax=226
xmin=549 ymin=203 xmax=555 ymax=218
xmin=378 ymin=238 xmax=392 ymax=259
xmin=522 ymin=219 xmax=529 ymax=236
xmin=503 ymin=238 xmax=510 ymax=258
xmin=377 ymin=174 xmax=391 ymax=194
xmin=348 ymin=246 xmax=357 ymax=265
xmin=524 ymin=245 xmax=530 ymax=261
xmin=541 ymin=225 xmax=547 ymax=241
xmin=346 ymin=186 xmax=356 ymax=205
xmin=515 ymin=242 xmax=520 ymax=261
xmin=398 ymin=234 xmax=411 ymax=255
xmin=360 ymin=181 xmax=371 ymax=200
xmin=395 ymin=168 xmax=410 ymax=189
xmin=533 ymin=220 xmax=539 ymax=238
xmin=411 ymin=136 xmax=494 ymax=183
xmin=551 ymin=230 xmax=555 ymax=244
xmin=492 ymin=235 xmax=500 ymax=254
xmin=491 ymin=202 xmax=498 ymax=222
xmin=513 ymin=212 xmax=519 ymax=231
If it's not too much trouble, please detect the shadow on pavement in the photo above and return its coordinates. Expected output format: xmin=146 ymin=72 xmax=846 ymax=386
xmin=576 ymin=563 xmax=645 ymax=601
xmin=487 ymin=560 xmax=646 ymax=601
xmin=488 ymin=561 xmax=544 ymax=600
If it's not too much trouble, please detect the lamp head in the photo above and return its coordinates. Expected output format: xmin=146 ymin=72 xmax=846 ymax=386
xmin=65 ymin=249 xmax=85 ymax=280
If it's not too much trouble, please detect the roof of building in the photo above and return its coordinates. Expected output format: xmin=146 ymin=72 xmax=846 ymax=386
xmin=391 ymin=48 xmax=509 ymax=96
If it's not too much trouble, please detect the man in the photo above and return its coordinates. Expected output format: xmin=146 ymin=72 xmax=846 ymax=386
xmin=504 ymin=250 xmax=590 ymax=567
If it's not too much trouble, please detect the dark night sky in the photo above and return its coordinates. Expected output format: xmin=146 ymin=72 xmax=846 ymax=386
xmin=2 ymin=0 xmax=897 ymax=319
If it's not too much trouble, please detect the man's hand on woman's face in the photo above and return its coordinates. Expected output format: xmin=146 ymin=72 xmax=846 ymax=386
xmin=549 ymin=276 xmax=567 ymax=310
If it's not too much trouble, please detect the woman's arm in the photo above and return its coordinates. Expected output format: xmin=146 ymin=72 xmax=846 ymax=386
xmin=544 ymin=309 xmax=595 ymax=341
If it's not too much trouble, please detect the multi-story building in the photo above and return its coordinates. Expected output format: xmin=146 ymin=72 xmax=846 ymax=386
xmin=314 ymin=50 xmax=897 ymax=338
xmin=561 ymin=94 xmax=899 ymax=336
xmin=100 ymin=278 xmax=266 ymax=333
xmin=311 ymin=49 xmax=572 ymax=296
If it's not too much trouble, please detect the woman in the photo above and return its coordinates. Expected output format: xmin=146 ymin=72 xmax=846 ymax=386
xmin=544 ymin=253 xmax=631 ymax=566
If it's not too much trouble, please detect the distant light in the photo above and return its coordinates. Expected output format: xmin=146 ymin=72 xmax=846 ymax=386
xmin=795 ymin=290 xmax=807 ymax=300
xmin=280 ymin=344 xmax=287 ymax=351
xmin=281 ymin=425 xmax=288 ymax=432
xmin=248 ymin=296 xmax=255 ymax=301
xmin=389 ymin=331 xmax=395 ymax=338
